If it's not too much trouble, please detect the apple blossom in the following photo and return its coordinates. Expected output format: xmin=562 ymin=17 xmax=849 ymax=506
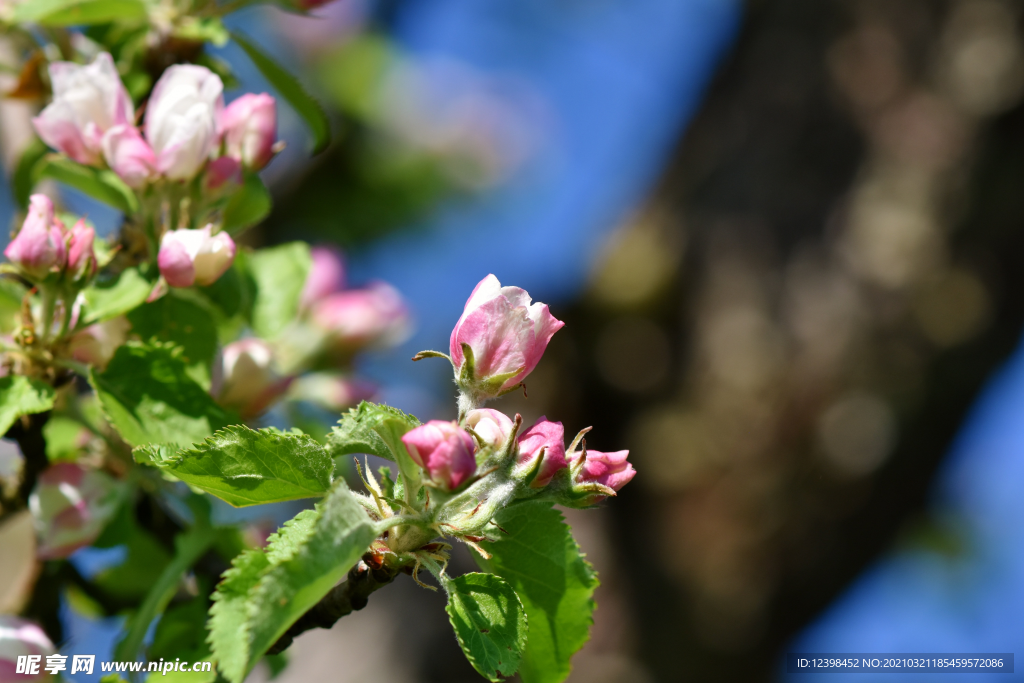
xmin=449 ymin=274 xmax=563 ymax=407
xmin=158 ymin=225 xmax=236 ymax=288
xmin=214 ymin=339 xmax=291 ymax=418
xmin=29 ymin=463 xmax=121 ymax=560
xmin=205 ymin=155 xmax=242 ymax=191
xmin=517 ymin=416 xmax=568 ymax=488
xmin=287 ymin=372 xmax=375 ymax=412
xmin=464 ymin=408 xmax=514 ymax=450
xmin=0 ymin=616 xmax=55 ymax=681
xmin=401 ymin=421 xmax=477 ymax=490
xmin=4 ymin=195 xmax=66 ymax=280
xmin=310 ymin=281 xmax=410 ymax=352
xmin=145 ymin=64 xmax=224 ymax=181
xmin=568 ymin=447 xmax=635 ymax=505
xmin=32 ymin=52 xmax=133 ymax=166
xmin=219 ymin=93 xmax=278 ymax=170
xmin=300 ymin=246 xmax=346 ymax=309
xmin=66 ymin=218 xmax=96 ymax=280
xmin=67 ymin=317 xmax=130 ymax=368
xmin=102 ymin=124 xmax=156 ymax=188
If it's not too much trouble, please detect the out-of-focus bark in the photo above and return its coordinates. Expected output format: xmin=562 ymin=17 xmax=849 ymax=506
xmin=517 ymin=0 xmax=1024 ymax=679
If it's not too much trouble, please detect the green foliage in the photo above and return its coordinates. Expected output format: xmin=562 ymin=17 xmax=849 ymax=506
xmin=209 ymin=481 xmax=377 ymax=683
xmin=128 ymin=291 xmax=219 ymax=388
xmin=174 ymin=16 xmax=229 ymax=47
xmin=150 ymin=594 xmax=217 ymax=682
xmin=208 ymin=549 xmax=270 ymax=683
xmin=477 ymin=502 xmax=598 ymax=683
xmin=91 ymin=342 xmax=236 ymax=448
xmin=81 ymin=267 xmax=152 ymax=325
xmin=232 ymin=32 xmax=331 ymax=154
xmin=328 ymin=401 xmax=422 ymax=500
xmin=0 ymin=376 xmax=56 ymax=436
xmin=328 ymin=401 xmax=421 ymax=462
xmin=91 ymin=500 xmax=174 ymax=605
xmin=445 ymin=573 xmax=529 ymax=682
xmin=13 ymin=138 xmax=48 ymax=209
xmin=138 ymin=426 xmax=335 ymax=508
xmin=43 ymin=416 xmax=89 ymax=462
xmin=223 ymin=171 xmax=272 ymax=234
xmin=115 ymin=524 xmax=216 ymax=662
xmin=0 ymin=279 xmax=25 ymax=334
xmin=33 ymin=155 xmax=138 ymax=213
xmin=248 ymin=242 xmax=311 ymax=340
xmin=12 ymin=0 xmax=146 ymax=26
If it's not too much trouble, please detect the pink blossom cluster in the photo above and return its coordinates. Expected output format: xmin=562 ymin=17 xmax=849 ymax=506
xmin=4 ymin=195 xmax=95 ymax=284
xmin=403 ymin=275 xmax=635 ymax=502
xmin=212 ymin=247 xmax=408 ymax=418
xmin=32 ymin=53 xmax=279 ymax=189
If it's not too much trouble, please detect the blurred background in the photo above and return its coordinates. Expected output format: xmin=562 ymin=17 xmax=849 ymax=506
xmin=6 ymin=0 xmax=1024 ymax=680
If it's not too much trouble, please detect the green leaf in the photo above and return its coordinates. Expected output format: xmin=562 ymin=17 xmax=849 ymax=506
xmin=327 ymin=401 xmax=421 ymax=462
xmin=209 ymin=549 xmax=270 ymax=683
xmin=43 ymin=416 xmax=90 ymax=462
xmin=445 ymin=573 xmax=529 ymax=682
xmin=82 ymin=267 xmax=152 ymax=324
xmin=90 ymin=342 xmax=237 ymax=448
xmin=141 ymin=426 xmax=334 ymax=507
xmin=13 ymin=137 xmax=48 ymax=208
xmin=174 ymin=16 xmax=229 ymax=47
xmin=248 ymin=242 xmax=311 ymax=339
xmin=209 ymin=482 xmax=377 ymax=683
xmin=232 ymin=32 xmax=331 ymax=154
xmin=13 ymin=0 xmax=146 ymax=25
xmin=150 ymin=593 xmax=218 ymax=682
xmin=127 ymin=291 xmax=218 ymax=388
xmin=223 ymin=170 xmax=272 ymax=234
xmin=34 ymin=155 xmax=137 ymax=213
xmin=0 ymin=376 xmax=55 ymax=436
xmin=115 ymin=524 xmax=216 ymax=662
xmin=476 ymin=502 xmax=598 ymax=683
xmin=327 ymin=401 xmax=422 ymax=499
xmin=0 ymin=279 xmax=26 ymax=334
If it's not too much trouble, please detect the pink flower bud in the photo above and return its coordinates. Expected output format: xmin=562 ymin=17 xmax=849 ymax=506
xmin=29 ymin=463 xmax=121 ymax=560
xmin=401 ymin=420 xmax=477 ymax=490
xmin=297 ymin=0 xmax=337 ymax=8
xmin=0 ymin=616 xmax=56 ymax=681
xmin=287 ymin=372 xmax=375 ymax=412
xmin=32 ymin=52 xmax=133 ymax=166
xmin=4 ymin=195 xmax=66 ymax=280
xmin=450 ymin=274 xmax=563 ymax=398
xmin=158 ymin=225 xmax=236 ymax=288
xmin=101 ymin=124 xmax=156 ymax=188
xmin=300 ymin=246 xmax=346 ymax=309
xmin=145 ymin=64 xmax=224 ymax=181
xmin=214 ymin=339 xmax=291 ymax=418
xmin=66 ymin=218 xmax=96 ymax=280
xmin=465 ymin=408 xmax=514 ymax=449
xmin=517 ymin=417 xmax=568 ymax=488
xmin=205 ymin=155 xmax=242 ymax=191
xmin=570 ymin=449 xmax=635 ymax=503
xmin=219 ymin=93 xmax=278 ymax=170
xmin=67 ymin=317 xmax=130 ymax=368
xmin=310 ymin=281 xmax=411 ymax=352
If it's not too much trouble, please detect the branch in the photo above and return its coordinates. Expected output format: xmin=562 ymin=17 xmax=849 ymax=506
xmin=266 ymin=554 xmax=402 ymax=655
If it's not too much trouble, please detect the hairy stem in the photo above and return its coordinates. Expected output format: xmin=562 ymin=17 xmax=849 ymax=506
xmin=266 ymin=554 xmax=403 ymax=655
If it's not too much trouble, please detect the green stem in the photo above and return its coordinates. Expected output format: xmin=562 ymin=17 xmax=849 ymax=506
xmin=38 ymin=284 xmax=57 ymax=344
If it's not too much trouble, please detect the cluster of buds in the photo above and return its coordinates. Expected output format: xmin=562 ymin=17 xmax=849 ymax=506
xmin=209 ymin=248 xmax=406 ymax=419
xmin=33 ymin=53 xmax=280 ymax=189
xmin=3 ymin=195 xmax=96 ymax=286
xmin=366 ymin=275 xmax=634 ymax=560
